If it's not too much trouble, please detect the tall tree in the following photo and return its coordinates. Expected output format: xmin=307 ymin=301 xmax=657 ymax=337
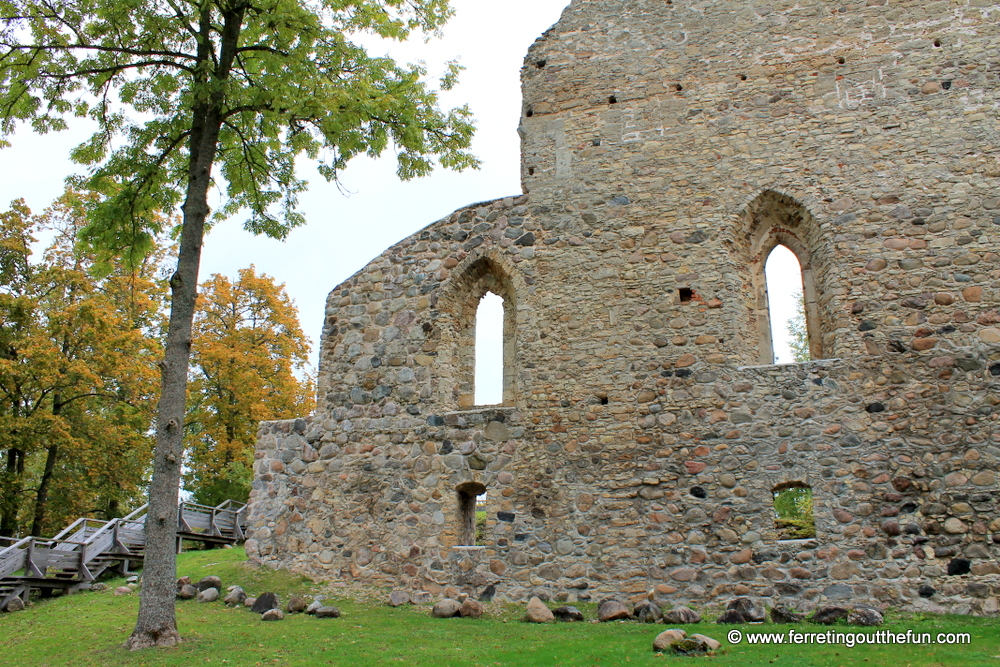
xmin=0 ymin=194 xmax=163 ymax=538
xmin=186 ymin=267 xmax=313 ymax=507
xmin=0 ymin=199 xmax=36 ymax=537
xmin=786 ymin=291 xmax=810 ymax=363
xmin=1 ymin=0 xmax=477 ymax=648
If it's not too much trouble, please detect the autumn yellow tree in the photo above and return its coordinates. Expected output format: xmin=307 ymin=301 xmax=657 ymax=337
xmin=0 ymin=194 xmax=164 ymax=537
xmin=185 ymin=267 xmax=313 ymax=507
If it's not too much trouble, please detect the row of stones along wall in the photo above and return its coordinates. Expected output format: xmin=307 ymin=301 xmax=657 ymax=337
xmin=246 ymin=0 xmax=1000 ymax=614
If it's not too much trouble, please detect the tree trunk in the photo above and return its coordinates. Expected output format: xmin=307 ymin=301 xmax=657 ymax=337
xmin=126 ymin=119 xmax=218 ymax=651
xmin=126 ymin=5 xmax=244 ymax=651
xmin=0 ymin=448 xmax=25 ymax=537
xmin=30 ymin=443 xmax=58 ymax=537
xmin=31 ymin=398 xmax=64 ymax=537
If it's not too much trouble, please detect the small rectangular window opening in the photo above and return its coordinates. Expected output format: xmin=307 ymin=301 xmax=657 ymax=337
xmin=678 ymin=287 xmax=694 ymax=303
xmin=457 ymin=482 xmax=487 ymax=546
xmin=773 ymin=483 xmax=816 ymax=540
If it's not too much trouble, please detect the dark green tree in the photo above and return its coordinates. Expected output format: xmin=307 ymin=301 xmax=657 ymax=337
xmin=1 ymin=0 xmax=477 ymax=648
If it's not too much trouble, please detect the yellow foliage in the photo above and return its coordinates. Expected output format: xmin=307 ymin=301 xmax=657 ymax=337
xmin=185 ymin=267 xmax=314 ymax=505
xmin=0 ymin=191 xmax=164 ymax=536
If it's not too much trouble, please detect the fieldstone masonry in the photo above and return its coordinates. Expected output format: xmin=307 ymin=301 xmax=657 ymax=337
xmin=246 ymin=0 xmax=1000 ymax=615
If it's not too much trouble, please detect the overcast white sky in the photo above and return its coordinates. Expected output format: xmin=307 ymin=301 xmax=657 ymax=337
xmin=0 ymin=0 xmax=801 ymax=404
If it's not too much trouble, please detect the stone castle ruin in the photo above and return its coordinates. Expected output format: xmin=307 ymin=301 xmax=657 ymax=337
xmin=246 ymin=0 xmax=1000 ymax=615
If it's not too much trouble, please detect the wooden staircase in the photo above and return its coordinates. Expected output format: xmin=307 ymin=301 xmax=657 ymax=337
xmin=0 ymin=499 xmax=246 ymax=611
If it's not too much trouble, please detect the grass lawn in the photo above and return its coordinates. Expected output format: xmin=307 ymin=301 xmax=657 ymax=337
xmin=1 ymin=547 xmax=998 ymax=666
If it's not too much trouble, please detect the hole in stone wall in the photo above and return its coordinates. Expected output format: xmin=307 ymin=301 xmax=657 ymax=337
xmin=773 ymin=483 xmax=815 ymax=540
xmin=592 ymin=138 xmax=602 ymax=146
xmin=527 ymin=167 xmax=535 ymax=176
xmin=764 ymin=245 xmax=811 ymax=364
xmin=672 ymin=83 xmax=684 ymax=92
xmin=456 ymin=482 xmax=487 ymax=546
xmin=536 ymin=59 xmax=547 ymax=68
xmin=941 ymin=80 xmax=952 ymax=90
xmin=837 ymin=56 xmax=846 ymax=65
xmin=525 ymin=107 xmax=533 ymax=117
xmin=739 ymin=74 xmax=748 ymax=81
xmin=474 ymin=291 xmax=505 ymax=406
xmin=690 ymin=487 xmax=707 ymax=499
xmin=608 ymin=95 xmax=618 ymax=104
xmin=678 ymin=287 xmax=694 ymax=303
xmin=933 ymin=39 xmax=942 ymax=47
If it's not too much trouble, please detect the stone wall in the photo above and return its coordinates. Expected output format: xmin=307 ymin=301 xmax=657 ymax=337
xmin=246 ymin=0 xmax=1000 ymax=615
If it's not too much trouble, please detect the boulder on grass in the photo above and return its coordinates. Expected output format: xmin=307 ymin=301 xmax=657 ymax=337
xmin=177 ymin=584 xmax=198 ymax=600
xmin=389 ymin=590 xmax=411 ymax=607
xmin=197 ymin=575 xmax=222 ymax=592
xmin=261 ymin=609 xmax=284 ymax=621
xmin=432 ymin=599 xmax=462 ymax=618
xmin=727 ymin=597 xmax=765 ymax=622
xmin=553 ymin=606 xmax=585 ymax=622
xmin=222 ymin=586 xmax=246 ymax=606
xmin=5 ymin=597 xmax=25 ymax=612
xmin=634 ymin=601 xmax=662 ymax=623
xmin=716 ymin=610 xmax=746 ymax=625
xmin=598 ymin=599 xmax=631 ymax=622
xmin=525 ymin=597 xmax=554 ymax=623
xmin=244 ymin=597 xmax=257 ymax=608
xmin=114 ymin=586 xmax=133 ymax=596
xmin=176 ymin=576 xmax=192 ymax=589
xmin=287 ymin=595 xmax=308 ymax=613
xmin=251 ymin=592 xmax=279 ymax=614
xmin=315 ymin=606 xmax=341 ymax=618
xmin=770 ymin=605 xmax=805 ymax=624
xmin=197 ymin=587 xmax=219 ymax=603
xmin=690 ymin=634 xmax=721 ymax=650
xmin=459 ymin=599 xmax=485 ymax=618
xmin=662 ymin=606 xmax=701 ymax=624
xmin=306 ymin=599 xmax=324 ymax=614
xmin=848 ymin=607 xmax=884 ymax=627
xmin=810 ymin=606 xmax=849 ymax=625
xmin=672 ymin=638 xmax=713 ymax=657
xmin=653 ymin=629 xmax=687 ymax=652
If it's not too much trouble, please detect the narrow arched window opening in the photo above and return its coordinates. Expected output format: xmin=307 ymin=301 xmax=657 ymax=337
xmin=456 ymin=481 xmax=487 ymax=546
xmin=474 ymin=292 xmax=505 ymax=405
xmin=764 ymin=245 xmax=811 ymax=364
xmin=741 ymin=191 xmax=828 ymax=364
xmin=773 ymin=482 xmax=816 ymax=539
xmin=448 ymin=256 xmax=517 ymax=410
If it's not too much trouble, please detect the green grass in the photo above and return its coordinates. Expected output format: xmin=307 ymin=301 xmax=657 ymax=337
xmin=2 ymin=547 xmax=998 ymax=666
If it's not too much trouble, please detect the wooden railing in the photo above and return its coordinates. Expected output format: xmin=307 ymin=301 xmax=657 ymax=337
xmin=176 ymin=500 xmax=246 ymax=542
xmin=1 ymin=498 xmax=246 ymax=611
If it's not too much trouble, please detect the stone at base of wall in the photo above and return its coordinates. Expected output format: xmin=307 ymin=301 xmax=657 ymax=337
xmin=247 ymin=545 xmax=999 ymax=617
